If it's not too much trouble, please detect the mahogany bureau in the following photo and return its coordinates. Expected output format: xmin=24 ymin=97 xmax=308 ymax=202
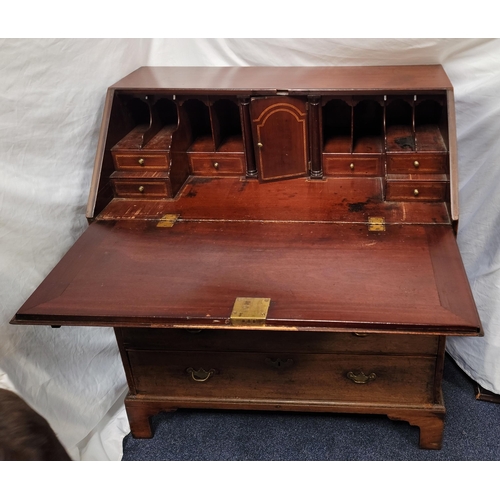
xmin=12 ymin=66 xmax=482 ymax=450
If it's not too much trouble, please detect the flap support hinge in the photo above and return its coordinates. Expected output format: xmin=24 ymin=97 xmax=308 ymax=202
xmin=156 ymin=214 xmax=179 ymax=228
xmin=368 ymin=217 xmax=386 ymax=232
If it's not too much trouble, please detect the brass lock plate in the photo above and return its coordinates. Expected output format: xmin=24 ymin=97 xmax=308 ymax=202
xmin=230 ymin=297 xmax=271 ymax=326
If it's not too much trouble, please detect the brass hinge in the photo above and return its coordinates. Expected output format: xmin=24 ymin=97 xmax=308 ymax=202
xmin=230 ymin=297 xmax=271 ymax=327
xmin=368 ymin=217 xmax=385 ymax=232
xmin=156 ymin=214 xmax=179 ymax=228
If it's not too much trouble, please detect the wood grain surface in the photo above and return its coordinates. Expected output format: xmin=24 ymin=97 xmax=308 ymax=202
xmin=14 ymin=219 xmax=480 ymax=333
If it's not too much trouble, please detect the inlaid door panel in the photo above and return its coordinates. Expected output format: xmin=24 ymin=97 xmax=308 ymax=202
xmin=250 ymin=97 xmax=309 ymax=181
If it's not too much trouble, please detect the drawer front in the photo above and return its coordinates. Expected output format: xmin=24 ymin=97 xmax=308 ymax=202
xmin=386 ymin=181 xmax=447 ymax=201
xmin=114 ymin=153 xmax=169 ymax=170
xmin=127 ymin=350 xmax=436 ymax=406
xmin=190 ymin=155 xmax=245 ymax=175
xmin=322 ymin=155 xmax=383 ymax=176
xmin=112 ymin=180 xmax=170 ymax=198
xmin=120 ymin=328 xmax=439 ymax=355
xmin=386 ymin=154 xmax=447 ymax=174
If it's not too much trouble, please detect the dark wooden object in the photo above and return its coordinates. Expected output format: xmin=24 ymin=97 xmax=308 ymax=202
xmin=475 ymin=384 xmax=500 ymax=404
xmin=12 ymin=66 xmax=482 ymax=450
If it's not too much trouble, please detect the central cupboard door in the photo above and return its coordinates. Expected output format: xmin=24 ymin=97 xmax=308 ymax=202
xmin=250 ymin=97 xmax=309 ymax=181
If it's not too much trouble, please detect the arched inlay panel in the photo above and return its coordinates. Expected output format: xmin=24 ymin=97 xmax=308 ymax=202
xmin=250 ymin=97 xmax=309 ymax=181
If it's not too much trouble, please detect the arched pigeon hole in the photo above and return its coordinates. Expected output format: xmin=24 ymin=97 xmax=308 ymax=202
xmin=182 ymin=99 xmax=214 ymax=152
xmin=125 ymin=97 xmax=150 ymax=128
xmin=322 ymin=98 xmax=352 ymax=153
xmin=211 ymin=98 xmax=243 ymax=152
xmin=415 ymin=99 xmax=447 ymax=152
xmin=386 ymin=98 xmax=414 ymax=151
xmin=155 ymin=97 xmax=178 ymax=127
xmin=353 ymin=99 xmax=384 ymax=154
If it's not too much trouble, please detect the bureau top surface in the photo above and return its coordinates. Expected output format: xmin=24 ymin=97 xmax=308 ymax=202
xmin=110 ymin=65 xmax=453 ymax=93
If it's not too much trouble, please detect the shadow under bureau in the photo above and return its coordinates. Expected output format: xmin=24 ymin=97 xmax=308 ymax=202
xmin=12 ymin=66 xmax=482 ymax=449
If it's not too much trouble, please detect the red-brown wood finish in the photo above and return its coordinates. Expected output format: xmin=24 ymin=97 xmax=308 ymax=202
xmin=109 ymin=66 xmax=453 ymax=94
xmin=250 ymin=97 xmax=309 ymax=181
xmin=13 ymin=66 xmax=481 ymax=450
xmin=13 ymin=220 xmax=480 ymax=333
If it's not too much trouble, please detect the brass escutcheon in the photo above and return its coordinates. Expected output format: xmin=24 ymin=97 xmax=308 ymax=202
xmin=186 ymin=367 xmax=215 ymax=382
xmin=265 ymin=358 xmax=294 ymax=369
xmin=347 ymin=371 xmax=377 ymax=384
xmin=230 ymin=297 xmax=270 ymax=326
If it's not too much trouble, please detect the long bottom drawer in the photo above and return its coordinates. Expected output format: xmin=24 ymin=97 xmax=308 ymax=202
xmin=127 ymin=350 xmax=436 ymax=406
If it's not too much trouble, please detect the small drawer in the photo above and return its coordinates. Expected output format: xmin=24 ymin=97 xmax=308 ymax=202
xmin=190 ymin=155 xmax=245 ymax=175
xmin=386 ymin=181 xmax=447 ymax=201
xmin=127 ymin=350 xmax=436 ymax=406
xmin=112 ymin=180 xmax=170 ymax=198
xmin=113 ymin=153 xmax=169 ymax=170
xmin=120 ymin=327 xmax=440 ymax=356
xmin=387 ymin=154 xmax=447 ymax=174
xmin=323 ymin=155 xmax=382 ymax=176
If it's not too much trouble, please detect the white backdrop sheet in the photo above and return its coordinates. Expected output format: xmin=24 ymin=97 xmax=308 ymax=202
xmin=1 ymin=38 xmax=499 ymax=460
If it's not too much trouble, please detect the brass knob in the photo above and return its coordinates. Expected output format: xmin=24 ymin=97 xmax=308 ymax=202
xmin=257 ymin=142 xmax=263 ymax=148
xmin=413 ymin=160 xmax=419 ymax=168
xmin=138 ymin=158 xmax=145 ymax=166
xmin=349 ymin=163 xmax=355 ymax=170
xmin=213 ymin=162 xmax=219 ymax=169
xmin=138 ymin=185 xmax=145 ymax=193
xmin=413 ymin=189 xmax=419 ymax=197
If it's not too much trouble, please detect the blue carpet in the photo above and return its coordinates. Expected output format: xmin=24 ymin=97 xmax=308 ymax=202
xmin=121 ymin=355 xmax=500 ymax=460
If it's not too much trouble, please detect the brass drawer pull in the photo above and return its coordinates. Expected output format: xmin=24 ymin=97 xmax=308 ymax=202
xmin=349 ymin=163 xmax=354 ymax=170
xmin=138 ymin=158 xmax=145 ymax=166
xmin=265 ymin=357 xmax=293 ymax=369
xmin=413 ymin=160 xmax=419 ymax=168
xmin=187 ymin=367 xmax=215 ymax=382
xmin=213 ymin=162 xmax=219 ymax=169
xmin=413 ymin=189 xmax=419 ymax=197
xmin=347 ymin=371 xmax=377 ymax=384
xmin=138 ymin=185 xmax=145 ymax=193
